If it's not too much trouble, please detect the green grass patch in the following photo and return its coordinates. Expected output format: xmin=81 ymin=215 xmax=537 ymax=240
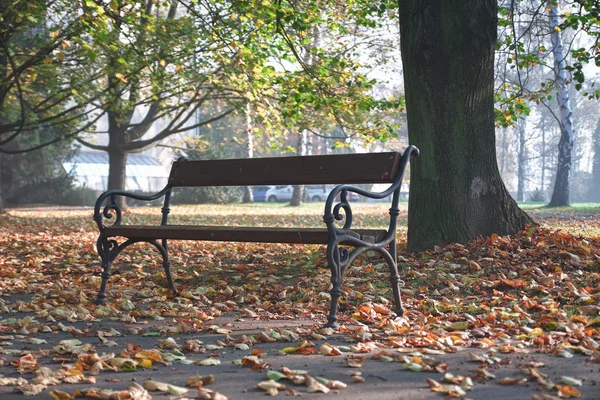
xmin=519 ymin=202 xmax=600 ymax=214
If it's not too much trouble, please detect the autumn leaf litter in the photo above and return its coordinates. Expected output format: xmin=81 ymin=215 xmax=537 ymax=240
xmin=0 ymin=204 xmax=599 ymax=398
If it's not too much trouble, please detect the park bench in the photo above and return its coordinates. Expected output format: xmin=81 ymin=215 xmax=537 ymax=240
xmin=93 ymin=145 xmax=419 ymax=327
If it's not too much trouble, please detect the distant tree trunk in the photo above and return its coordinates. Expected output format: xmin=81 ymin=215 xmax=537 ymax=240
xmin=589 ymin=120 xmax=600 ymax=202
xmin=107 ymin=148 xmax=127 ymax=209
xmin=548 ymin=4 xmax=574 ymax=207
xmin=0 ymin=152 xmax=4 ymax=214
xmin=541 ymin=118 xmax=546 ymax=190
xmin=399 ymin=0 xmax=534 ymax=251
xmin=242 ymin=102 xmax=254 ymax=203
xmin=517 ymin=120 xmax=526 ymax=201
xmin=0 ymin=49 xmax=5 ymax=214
xmin=290 ymin=130 xmax=308 ymax=206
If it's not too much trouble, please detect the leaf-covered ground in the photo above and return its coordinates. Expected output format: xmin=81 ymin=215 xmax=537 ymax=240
xmin=0 ymin=204 xmax=599 ymax=399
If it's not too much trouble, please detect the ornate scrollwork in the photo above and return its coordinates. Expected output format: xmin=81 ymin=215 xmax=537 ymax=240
xmin=93 ymin=187 xmax=172 ymax=233
xmin=101 ymin=200 xmax=122 ymax=227
xmin=96 ymin=236 xmax=119 ymax=264
xmin=331 ymin=191 xmax=353 ymax=232
xmin=334 ymin=246 xmax=350 ymax=268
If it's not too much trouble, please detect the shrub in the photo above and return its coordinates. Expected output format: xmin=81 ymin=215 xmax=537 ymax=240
xmin=171 ymin=186 xmax=242 ymax=205
xmin=528 ymin=188 xmax=546 ymax=202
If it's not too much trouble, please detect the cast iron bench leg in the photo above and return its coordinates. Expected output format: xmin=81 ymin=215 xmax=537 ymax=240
xmin=161 ymin=239 xmax=176 ymax=292
xmin=325 ymin=244 xmax=348 ymax=328
xmin=326 ymin=280 xmax=342 ymax=329
xmin=95 ymin=236 xmax=113 ymax=304
xmin=387 ymin=238 xmax=404 ymax=316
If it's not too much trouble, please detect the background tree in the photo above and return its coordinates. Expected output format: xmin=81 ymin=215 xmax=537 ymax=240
xmin=494 ymin=0 xmax=599 ymax=205
xmin=547 ymin=2 xmax=575 ymax=206
xmin=589 ymin=119 xmax=600 ymax=201
xmin=0 ymin=0 xmax=104 ymax=211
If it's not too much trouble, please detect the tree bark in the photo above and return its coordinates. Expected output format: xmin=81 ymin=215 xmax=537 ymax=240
xmin=517 ymin=120 xmax=526 ymax=202
xmin=107 ymin=148 xmax=128 ymax=210
xmin=0 ymin=152 xmax=4 ymax=214
xmin=499 ymin=127 xmax=508 ymax=176
xmin=547 ymin=5 xmax=574 ymax=207
xmin=242 ymin=102 xmax=254 ymax=203
xmin=541 ymin=118 xmax=546 ymax=190
xmin=290 ymin=130 xmax=308 ymax=206
xmin=398 ymin=0 xmax=534 ymax=252
xmin=589 ymin=119 xmax=600 ymax=202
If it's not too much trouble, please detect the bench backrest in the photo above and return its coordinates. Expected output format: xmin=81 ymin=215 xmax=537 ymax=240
xmin=168 ymin=152 xmax=403 ymax=187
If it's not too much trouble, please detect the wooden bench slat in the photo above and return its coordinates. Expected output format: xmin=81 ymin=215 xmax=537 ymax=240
xmin=104 ymin=225 xmax=387 ymax=245
xmin=168 ymin=152 xmax=402 ymax=187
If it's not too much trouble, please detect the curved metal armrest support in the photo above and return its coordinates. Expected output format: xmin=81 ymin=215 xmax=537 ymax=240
xmin=323 ymin=145 xmax=419 ymax=233
xmin=93 ymin=186 xmax=172 ymax=230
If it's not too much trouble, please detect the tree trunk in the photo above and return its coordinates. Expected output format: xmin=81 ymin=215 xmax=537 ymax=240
xmin=517 ymin=120 xmax=526 ymax=202
xmin=107 ymin=148 xmax=128 ymax=210
xmin=541 ymin=118 xmax=546 ymax=190
xmin=588 ymin=120 xmax=600 ymax=202
xmin=0 ymin=152 xmax=4 ymax=214
xmin=242 ymin=102 xmax=254 ymax=203
xmin=499 ymin=127 xmax=508 ymax=176
xmin=398 ymin=0 xmax=534 ymax=252
xmin=290 ymin=130 xmax=308 ymax=206
xmin=547 ymin=4 xmax=574 ymax=207
xmin=0 ymin=47 xmax=6 ymax=214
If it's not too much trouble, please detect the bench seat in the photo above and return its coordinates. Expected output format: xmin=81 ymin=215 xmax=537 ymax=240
xmin=104 ymin=225 xmax=387 ymax=245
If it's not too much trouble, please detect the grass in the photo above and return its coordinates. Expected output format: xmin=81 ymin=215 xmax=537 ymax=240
xmin=4 ymin=201 xmax=599 ymax=238
xmin=519 ymin=202 xmax=600 ymax=214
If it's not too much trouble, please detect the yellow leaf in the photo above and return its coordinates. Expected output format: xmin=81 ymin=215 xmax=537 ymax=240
xmin=49 ymin=391 xmax=73 ymax=400
xmin=115 ymin=73 xmax=127 ymax=83
xmin=135 ymin=350 xmax=163 ymax=362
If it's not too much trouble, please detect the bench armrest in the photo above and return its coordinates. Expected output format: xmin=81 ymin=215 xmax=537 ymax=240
xmin=323 ymin=145 xmax=419 ymax=233
xmin=93 ymin=186 xmax=172 ymax=230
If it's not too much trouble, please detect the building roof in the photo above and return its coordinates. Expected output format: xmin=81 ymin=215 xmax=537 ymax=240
xmin=63 ymin=152 xmax=170 ymax=179
xmin=70 ymin=152 xmax=164 ymax=166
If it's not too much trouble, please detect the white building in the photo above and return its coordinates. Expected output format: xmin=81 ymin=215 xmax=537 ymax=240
xmin=62 ymin=151 xmax=170 ymax=193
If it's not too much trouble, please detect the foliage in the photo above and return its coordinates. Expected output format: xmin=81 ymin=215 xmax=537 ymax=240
xmin=0 ymin=0 xmax=104 ymax=152
xmin=528 ymin=187 xmax=546 ymax=202
xmin=570 ymin=170 xmax=592 ymax=202
xmin=494 ymin=0 xmax=600 ymax=128
xmin=173 ymin=186 xmax=243 ymax=205
xmin=0 ymin=128 xmax=84 ymax=206
xmin=560 ymin=0 xmax=600 ymax=92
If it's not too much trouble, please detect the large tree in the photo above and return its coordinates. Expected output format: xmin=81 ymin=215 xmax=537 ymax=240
xmin=547 ymin=2 xmax=575 ymax=206
xmin=73 ymin=1 xmax=243 ymax=208
xmin=589 ymin=119 xmax=600 ymax=202
xmin=0 ymin=0 xmax=103 ymax=210
xmin=398 ymin=0 xmax=534 ymax=251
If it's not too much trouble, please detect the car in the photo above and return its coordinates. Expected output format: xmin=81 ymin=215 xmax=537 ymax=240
xmin=252 ymin=185 xmax=273 ymax=202
xmin=265 ymin=185 xmax=294 ymax=202
xmin=306 ymin=185 xmax=329 ymax=201
xmin=307 ymin=185 xmax=360 ymax=202
xmin=263 ymin=184 xmax=360 ymax=203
